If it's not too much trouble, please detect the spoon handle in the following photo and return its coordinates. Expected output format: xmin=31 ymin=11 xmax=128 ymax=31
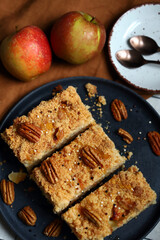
xmin=145 ymin=59 xmax=160 ymax=65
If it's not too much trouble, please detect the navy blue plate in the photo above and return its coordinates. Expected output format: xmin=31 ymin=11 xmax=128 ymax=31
xmin=0 ymin=76 xmax=160 ymax=240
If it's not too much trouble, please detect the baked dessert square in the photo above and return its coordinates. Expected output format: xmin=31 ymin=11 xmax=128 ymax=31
xmin=1 ymin=86 xmax=94 ymax=171
xmin=31 ymin=124 xmax=126 ymax=213
xmin=62 ymin=166 xmax=157 ymax=240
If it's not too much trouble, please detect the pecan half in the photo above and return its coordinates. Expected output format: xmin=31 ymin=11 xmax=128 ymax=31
xmin=43 ymin=218 xmax=62 ymax=237
xmin=118 ymin=128 xmax=133 ymax=144
xmin=111 ymin=99 xmax=128 ymax=121
xmin=0 ymin=179 xmax=15 ymax=205
xmin=148 ymin=131 xmax=160 ymax=156
xmin=80 ymin=146 xmax=104 ymax=169
xmin=18 ymin=206 xmax=37 ymax=226
xmin=82 ymin=207 xmax=102 ymax=227
xmin=17 ymin=122 xmax=42 ymax=143
xmin=41 ymin=159 xmax=58 ymax=184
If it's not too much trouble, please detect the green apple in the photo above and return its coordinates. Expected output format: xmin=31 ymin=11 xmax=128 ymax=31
xmin=0 ymin=25 xmax=52 ymax=81
xmin=50 ymin=11 xmax=106 ymax=64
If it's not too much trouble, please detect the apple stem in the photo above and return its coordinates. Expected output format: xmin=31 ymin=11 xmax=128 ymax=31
xmin=15 ymin=25 xmax=19 ymax=32
xmin=90 ymin=17 xmax=95 ymax=22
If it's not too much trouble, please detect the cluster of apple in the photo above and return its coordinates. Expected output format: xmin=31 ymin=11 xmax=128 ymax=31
xmin=0 ymin=11 xmax=106 ymax=82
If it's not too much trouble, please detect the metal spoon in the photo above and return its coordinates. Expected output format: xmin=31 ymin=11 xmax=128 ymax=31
xmin=129 ymin=35 xmax=160 ymax=55
xmin=116 ymin=49 xmax=160 ymax=68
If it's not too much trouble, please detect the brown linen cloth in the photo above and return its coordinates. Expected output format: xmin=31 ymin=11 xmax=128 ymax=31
xmin=0 ymin=0 xmax=159 ymax=121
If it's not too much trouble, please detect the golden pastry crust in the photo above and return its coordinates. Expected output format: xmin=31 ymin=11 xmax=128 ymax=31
xmin=1 ymin=86 xmax=95 ymax=171
xmin=62 ymin=166 xmax=157 ymax=240
xmin=31 ymin=124 xmax=126 ymax=213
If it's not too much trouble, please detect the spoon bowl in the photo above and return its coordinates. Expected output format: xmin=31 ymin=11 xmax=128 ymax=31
xmin=129 ymin=36 xmax=160 ymax=55
xmin=116 ymin=49 xmax=160 ymax=68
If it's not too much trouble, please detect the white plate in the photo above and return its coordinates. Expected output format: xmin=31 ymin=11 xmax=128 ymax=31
xmin=108 ymin=4 xmax=160 ymax=92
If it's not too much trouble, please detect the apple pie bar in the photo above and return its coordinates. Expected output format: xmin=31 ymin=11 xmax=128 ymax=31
xmin=31 ymin=124 xmax=126 ymax=213
xmin=1 ymin=86 xmax=94 ymax=171
xmin=62 ymin=166 xmax=157 ymax=240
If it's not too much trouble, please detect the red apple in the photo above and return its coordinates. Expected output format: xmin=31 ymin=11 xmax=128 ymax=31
xmin=0 ymin=25 xmax=52 ymax=81
xmin=50 ymin=11 xmax=106 ymax=64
